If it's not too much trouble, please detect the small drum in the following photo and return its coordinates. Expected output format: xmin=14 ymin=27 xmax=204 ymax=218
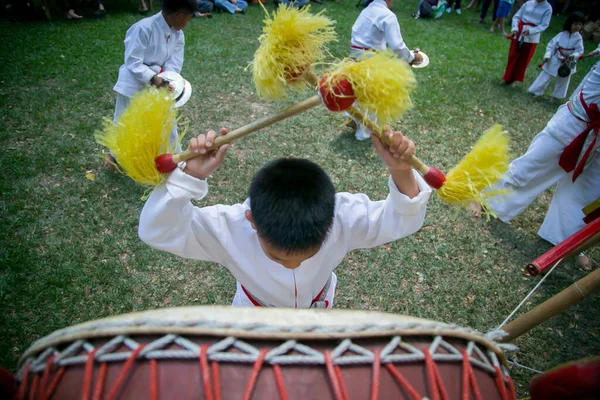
xmin=15 ymin=307 xmax=517 ymax=399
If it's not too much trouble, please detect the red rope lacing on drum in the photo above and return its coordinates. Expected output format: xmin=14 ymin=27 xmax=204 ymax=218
xmin=493 ymin=366 xmax=509 ymax=400
xmin=82 ymin=349 xmax=99 ymax=400
xmin=461 ymin=350 xmax=483 ymax=400
xmin=16 ymin=364 xmax=30 ymax=400
xmin=211 ymin=357 xmax=221 ymax=400
xmin=199 ymin=345 xmax=214 ymax=400
xmin=242 ymin=349 xmax=268 ymax=400
xmin=273 ymin=364 xmax=288 ymax=400
xmin=150 ymin=359 xmax=158 ymax=400
xmin=105 ymin=344 xmax=146 ymax=400
xmin=38 ymin=355 xmax=55 ymax=400
xmin=92 ymin=362 xmax=108 ymax=400
xmin=370 ymin=350 xmax=381 ymax=400
xmin=324 ymin=351 xmax=349 ymax=400
xmin=424 ymin=349 xmax=450 ymax=400
xmin=384 ymin=363 xmax=421 ymax=400
xmin=27 ymin=373 xmax=39 ymax=400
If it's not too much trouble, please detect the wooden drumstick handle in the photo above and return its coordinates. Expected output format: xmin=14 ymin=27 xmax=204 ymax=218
xmin=155 ymin=95 xmax=323 ymax=172
xmin=345 ymin=106 xmax=446 ymax=189
xmin=175 ymin=95 xmax=322 ymax=162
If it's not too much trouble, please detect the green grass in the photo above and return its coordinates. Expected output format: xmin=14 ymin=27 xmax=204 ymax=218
xmin=1 ymin=1 xmax=599 ymax=396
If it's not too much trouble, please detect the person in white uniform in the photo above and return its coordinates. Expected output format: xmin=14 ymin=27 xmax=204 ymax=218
xmin=528 ymin=12 xmax=584 ymax=103
xmin=475 ymin=66 xmax=600 ymax=269
xmin=104 ymin=0 xmax=197 ymax=172
xmin=348 ymin=0 xmax=422 ymax=140
xmin=570 ymin=43 xmax=600 ymax=98
xmin=139 ymin=128 xmax=432 ymax=308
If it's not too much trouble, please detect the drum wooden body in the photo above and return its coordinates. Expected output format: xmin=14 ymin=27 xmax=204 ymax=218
xmin=15 ymin=307 xmax=516 ymax=400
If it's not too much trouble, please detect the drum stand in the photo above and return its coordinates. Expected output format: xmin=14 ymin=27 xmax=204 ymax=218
xmin=495 ymin=198 xmax=600 ymax=343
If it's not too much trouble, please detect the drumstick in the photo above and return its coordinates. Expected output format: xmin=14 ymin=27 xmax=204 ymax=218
xmin=344 ymin=107 xmax=446 ymax=188
xmin=155 ymin=95 xmax=324 ymax=172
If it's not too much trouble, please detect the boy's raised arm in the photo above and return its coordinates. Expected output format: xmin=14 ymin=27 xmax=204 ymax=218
xmin=336 ymin=130 xmax=432 ymax=252
xmin=138 ymin=130 xmax=232 ymax=261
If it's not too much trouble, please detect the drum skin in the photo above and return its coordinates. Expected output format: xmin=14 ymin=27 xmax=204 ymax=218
xmin=15 ymin=307 xmax=517 ymax=400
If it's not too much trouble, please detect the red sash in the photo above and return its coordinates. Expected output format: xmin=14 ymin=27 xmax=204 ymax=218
xmin=241 ymin=275 xmax=331 ymax=309
xmin=515 ymin=20 xmax=536 ymax=42
xmin=560 ymin=91 xmax=600 ymax=182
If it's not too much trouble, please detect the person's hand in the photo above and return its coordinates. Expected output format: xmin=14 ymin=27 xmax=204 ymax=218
xmin=151 ymin=75 xmax=167 ymax=88
xmin=543 ymin=57 xmax=549 ymax=63
xmin=522 ymin=29 xmax=530 ymax=36
xmin=371 ymin=128 xmax=415 ymax=171
xmin=183 ymin=128 xmax=231 ymax=180
xmin=231 ymin=0 xmax=237 ymax=4
xmin=411 ymin=51 xmax=424 ymax=66
xmin=511 ymin=30 xmax=517 ymax=38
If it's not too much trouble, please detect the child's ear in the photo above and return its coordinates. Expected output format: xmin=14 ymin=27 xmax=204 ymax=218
xmin=245 ymin=210 xmax=256 ymax=230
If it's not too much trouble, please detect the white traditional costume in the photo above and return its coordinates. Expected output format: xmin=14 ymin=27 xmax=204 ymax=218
xmin=349 ymin=0 xmax=415 ymax=140
xmin=503 ymin=0 xmax=552 ymax=84
xmin=571 ymin=43 xmax=600 ymax=97
xmin=528 ymin=31 xmax=584 ymax=99
xmin=139 ymin=168 xmax=432 ymax=308
xmin=113 ymin=12 xmax=185 ymax=145
xmin=488 ymin=67 xmax=600 ymax=245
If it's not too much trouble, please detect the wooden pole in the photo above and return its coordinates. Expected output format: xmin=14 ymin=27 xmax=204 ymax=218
xmin=498 ymin=268 xmax=600 ymax=343
xmin=172 ymin=95 xmax=322 ymax=164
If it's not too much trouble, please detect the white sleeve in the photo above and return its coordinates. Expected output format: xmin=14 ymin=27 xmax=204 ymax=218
xmin=573 ymin=35 xmax=584 ymax=59
xmin=123 ymin=25 xmax=157 ymax=85
xmin=381 ymin=15 xmax=414 ymax=64
xmin=138 ymin=169 xmax=231 ymax=264
xmin=163 ymin=32 xmax=185 ymax=73
xmin=511 ymin=3 xmax=524 ymax=32
xmin=544 ymin=33 xmax=559 ymax=59
xmin=528 ymin=8 xmax=551 ymax=36
xmin=336 ymin=170 xmax=431 ymax=252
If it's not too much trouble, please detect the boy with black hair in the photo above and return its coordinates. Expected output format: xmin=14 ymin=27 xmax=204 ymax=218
xmin=106 ymin=0 xmax=198 ymax=171
xmin=139 ymin=128 xmax=432 ymax=308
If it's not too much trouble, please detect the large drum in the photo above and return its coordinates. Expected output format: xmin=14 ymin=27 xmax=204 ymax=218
xmin=15 ymin=307 xmax=516 ymax=399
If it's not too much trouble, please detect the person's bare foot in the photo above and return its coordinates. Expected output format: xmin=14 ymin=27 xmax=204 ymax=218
xmin=103 ymin=153 xmax=119 ymax=174
xmin=501 ymin=31 xmax=508 ymax=36
xmin=67 ymin=9 xmax=83 ymax=19
xmin=467 ymin=202 xmax=483 ymax=218
xmin=577 ymin=254 xmax=594 ymax=271
xmin=509 ymin=81 xmax=517 ymax=87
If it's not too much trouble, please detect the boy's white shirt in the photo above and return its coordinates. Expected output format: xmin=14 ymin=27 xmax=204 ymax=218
xmin=139 ymin=168 xmax=432 ymax=308
xmin=113 ymin=12 xmax=185 ymax=98
xmin=350 ymin=0 xmax=414 ymax=63
xmin=568 ymin=66 xmax=600 ymax=132
xmin=511 ymin=0 xmax=552 ymax=44
xmin=542 ymin=31 xmax=584 ymax=77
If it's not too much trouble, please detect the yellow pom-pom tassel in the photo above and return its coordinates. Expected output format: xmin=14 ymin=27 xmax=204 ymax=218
xmin=95 ymin=88 xmax=180 ymax=187
xmin=252 ymin=4 xmax=337 ymax=101
xmin=437 ymin=124 xmax=510 ymax=208
xmin=322 ymin=51 xmax=416 ymax=125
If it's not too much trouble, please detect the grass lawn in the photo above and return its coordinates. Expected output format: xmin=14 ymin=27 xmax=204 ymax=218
xmin=0 ymin=0 xmax=598 ymax=396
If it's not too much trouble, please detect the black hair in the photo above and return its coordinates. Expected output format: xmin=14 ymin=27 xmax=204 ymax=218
xmin=249 ymin=158 xmax=336 ymax=253
xmin=563 ymin=11 xmax=585 ymax=32
xmin=162 ymin=0 xmax=197 ymax=14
